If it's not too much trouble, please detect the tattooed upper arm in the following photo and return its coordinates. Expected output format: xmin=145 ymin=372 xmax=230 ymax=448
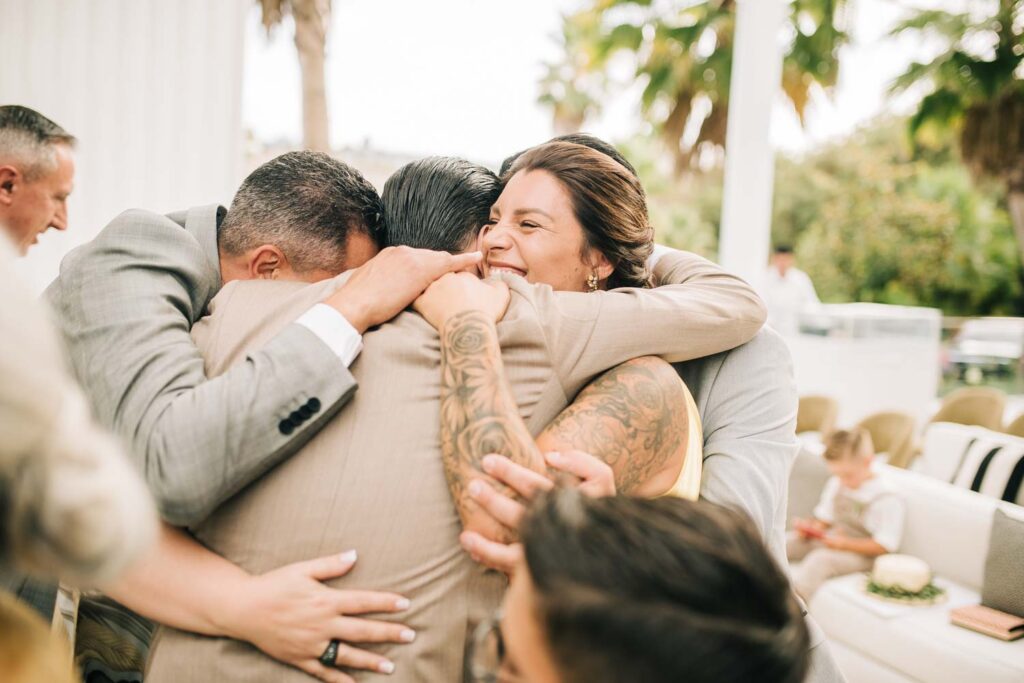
xmin=537 ymin=356 xmax=689 ymax=496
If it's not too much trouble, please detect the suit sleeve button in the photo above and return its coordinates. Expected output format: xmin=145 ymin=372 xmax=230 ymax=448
xmin=279 ymin=419 xmax=295 ymax=436
xmin=307 ymin=397 xmax=321 ymax=413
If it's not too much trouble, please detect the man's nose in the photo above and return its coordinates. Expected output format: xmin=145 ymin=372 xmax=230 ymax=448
xmin=52 ymin=204 xmax=68 ymax=231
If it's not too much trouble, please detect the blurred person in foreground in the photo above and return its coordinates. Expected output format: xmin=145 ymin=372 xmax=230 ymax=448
xmin=761 ymin=244 xmax=820 ymax=335
xmin=788 ymin=428 xmax=904 ymax=601
xmin=0 ymin=235 xmax=157 ymax=681
xmin=466 ymin=483 xmax=809 ymax=683
xmin=0 ymin=105 xmax=75 ymax=254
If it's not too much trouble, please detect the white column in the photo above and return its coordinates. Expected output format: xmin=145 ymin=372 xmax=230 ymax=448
xmin=718 ymin=0 xmax=787 ymax=286
xmin=0 ymin=0 xmax=248 ymax=292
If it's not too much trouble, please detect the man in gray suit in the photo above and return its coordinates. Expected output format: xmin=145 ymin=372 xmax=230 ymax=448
xmin=43 ymin=151 xmax=480 ymax=678
xmin=46 ymin=150 xmax=479 ymax=526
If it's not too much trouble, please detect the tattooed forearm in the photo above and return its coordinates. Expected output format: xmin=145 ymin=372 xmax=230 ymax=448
xmin=439 ymin=311 xmax=544 ymax=541
xmin=538 ymin=356 xmax=689 ymax=496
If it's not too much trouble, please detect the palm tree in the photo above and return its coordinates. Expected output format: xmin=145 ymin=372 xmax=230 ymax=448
xmin=258 ymin=0 xmax=332 ymax=152
xmin=890 ymin=0 xmax=1024 ymax=263
xmin=541 ymin=0 xmax=848 ymax=176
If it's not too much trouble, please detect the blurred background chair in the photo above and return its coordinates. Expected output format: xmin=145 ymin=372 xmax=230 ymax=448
xmin=1004 ymin=413 xmax=1024 ymax=439
xmin=928 ymin=387 xmax=1006 ymax=431
xmin=796 ymin=395 xmax=839 ymax=437
xmin=855 ymin=410 xmax=918 ymax=469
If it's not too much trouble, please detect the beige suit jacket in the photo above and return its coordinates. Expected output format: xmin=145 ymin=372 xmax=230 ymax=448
xmin=145 ymin=250 xmax=764 ymax=682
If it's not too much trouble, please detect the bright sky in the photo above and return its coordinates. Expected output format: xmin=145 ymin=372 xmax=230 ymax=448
xmin=242 ymin=0 xmax=947 ymax=164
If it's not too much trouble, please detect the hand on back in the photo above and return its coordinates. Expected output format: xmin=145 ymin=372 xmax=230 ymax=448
xmin=227 ymin=550 xmax=414 ymax=683
xmin=323 ymin=247 xmax=483 ymax=333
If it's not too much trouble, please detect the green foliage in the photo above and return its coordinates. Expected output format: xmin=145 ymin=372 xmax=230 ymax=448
xmin=775 ymin=122 xmax=1023 ymax=316
xmin=617 ymin=136 xmax=721 ymax=258
xmin=618 ymin=119 xmax=1023 ymax=316
xmin=542 ymin=0 xmax=848 ymax=173
xmin=889 ymin=0 xmax=1024 ymax=266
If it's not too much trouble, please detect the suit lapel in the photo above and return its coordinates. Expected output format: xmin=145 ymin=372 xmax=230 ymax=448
xmin=184 ymin=204 xmax=226 ymax=286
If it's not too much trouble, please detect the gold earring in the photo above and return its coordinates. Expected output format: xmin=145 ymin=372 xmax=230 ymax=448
xmin=586 ymin=272 xmax=599 ymax=292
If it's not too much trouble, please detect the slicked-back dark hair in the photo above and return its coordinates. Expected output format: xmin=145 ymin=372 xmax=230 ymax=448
xmin=218 ymin=151 xmax=383 ymax=273
xmin=521 ymin=491 xmax=810 ymax=683
xmin=500 ymin=133 xmax=638 ymax=180
xmin=382 ymin=157 xmax=499 ymax=253
xmin=0 ymin=105 xmax=76 ymax=180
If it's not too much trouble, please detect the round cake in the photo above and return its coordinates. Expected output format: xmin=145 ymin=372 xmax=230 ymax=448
xmin=871 ymin=554 xmax=931 ymax=593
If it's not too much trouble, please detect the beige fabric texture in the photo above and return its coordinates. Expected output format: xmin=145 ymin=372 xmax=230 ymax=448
xmin=146 ymin=250 xmax=761 ymax=682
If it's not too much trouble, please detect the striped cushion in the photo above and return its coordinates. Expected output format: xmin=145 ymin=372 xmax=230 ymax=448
xmin=951 ymin=439 xmax=1024 ymax=506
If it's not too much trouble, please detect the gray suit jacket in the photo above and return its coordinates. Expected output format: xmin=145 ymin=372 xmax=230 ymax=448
xmin=45 ymin=205 xmax=358 ymax=525
xmin=678 ymin=330 xmax=846 ymax=683
xmin=146 ymin=250 xmax=766 ymax=682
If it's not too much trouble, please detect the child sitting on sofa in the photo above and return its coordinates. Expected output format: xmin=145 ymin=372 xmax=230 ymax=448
xmin=787 ymin=428 xmax=905 ymax=600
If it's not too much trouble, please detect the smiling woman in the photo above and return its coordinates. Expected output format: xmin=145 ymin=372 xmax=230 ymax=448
xmin=479 ymin=141 xmax=653 ymax=292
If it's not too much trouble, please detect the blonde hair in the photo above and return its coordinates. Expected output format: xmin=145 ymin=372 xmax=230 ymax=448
xmin=823 ymin=428 xmax=874 ymax=462
xmin=0 ymin=592 xmax=77 ymax=683
xmin=0 ymin=237 xmax=156 ymax=585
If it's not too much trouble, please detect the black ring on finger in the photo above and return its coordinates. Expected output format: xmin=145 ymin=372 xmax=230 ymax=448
xmin=319 ymin=639 xmax=341 ymax=667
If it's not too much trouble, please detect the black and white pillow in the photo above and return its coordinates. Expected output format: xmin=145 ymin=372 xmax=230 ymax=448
xmin=951 ymin=438 xmax=1024 ymax=506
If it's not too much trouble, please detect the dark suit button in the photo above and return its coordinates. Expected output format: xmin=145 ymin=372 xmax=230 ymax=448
xmin=289 ymin=410 xmax=304 ymax=423
xmin=307 ymin=397 xmax=321 ymax=413
xmin=298 ymin=405 xmax=313 ymax=419
xmin=279 ymin=419 xmax=295 ymax=436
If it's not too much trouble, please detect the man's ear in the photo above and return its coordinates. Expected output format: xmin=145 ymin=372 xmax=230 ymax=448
xmin=248 ymin=244 xmax=288 ymax=280
xmin=0 ymin=165 xmax=20 ymax=207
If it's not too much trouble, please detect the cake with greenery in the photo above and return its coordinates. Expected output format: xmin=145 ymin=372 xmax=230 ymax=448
xmin=866 ymin=554 xmax=946 ymax=604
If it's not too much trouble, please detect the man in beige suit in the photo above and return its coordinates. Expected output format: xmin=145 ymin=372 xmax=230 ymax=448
xmin=144 ymin=157 xmax=765 ymax=682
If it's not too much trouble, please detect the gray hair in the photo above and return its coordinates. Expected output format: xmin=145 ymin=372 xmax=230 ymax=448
xmin=0 ymin=106 xmax=76 ymax=181
xmin=219 ymin=151 xmax=384 ymax=273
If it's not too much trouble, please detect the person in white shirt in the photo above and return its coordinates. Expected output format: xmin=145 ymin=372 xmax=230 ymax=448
xmin=762 ymin=245 xmax=819 ymax=335
xmin=787 ymin=428 xmax=905 ymax=600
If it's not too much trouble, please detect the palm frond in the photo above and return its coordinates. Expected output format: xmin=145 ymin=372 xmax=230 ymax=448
xmin=258 ymin=0 xmax=287 ymax=33
xmin=889 ymin=10 xmax=972 ymax=39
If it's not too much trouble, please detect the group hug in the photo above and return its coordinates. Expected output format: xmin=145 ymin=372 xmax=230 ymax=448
xmin=0 ymin=104 xmax=845 ymax=683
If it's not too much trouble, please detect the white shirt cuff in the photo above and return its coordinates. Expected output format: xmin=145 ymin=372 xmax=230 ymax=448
xmin=296 ymin=304 xmax=363 ymax=367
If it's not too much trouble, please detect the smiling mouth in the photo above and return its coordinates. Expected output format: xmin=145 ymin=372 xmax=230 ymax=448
xmin=487 ymin=262 xmax=527 ymax=277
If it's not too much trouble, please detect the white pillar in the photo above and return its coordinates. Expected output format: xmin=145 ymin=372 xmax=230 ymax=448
xmin=0 ymin=0 xmax=248 ymax=292
xmin=718 ymin=0 xmax=787 ymax=286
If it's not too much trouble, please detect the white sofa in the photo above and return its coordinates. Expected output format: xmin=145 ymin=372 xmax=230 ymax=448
xmin=788 ymin=451 xmax=1024 ymax=683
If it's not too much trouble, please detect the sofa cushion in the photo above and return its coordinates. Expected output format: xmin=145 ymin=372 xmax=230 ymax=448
xmin=913 ymin=422 xmax=985 ymax=481
xmin=916 ymin=423 xmax=1024 ymax=505
xmin=812 ymin=574 xmax=1024 ymax=683
xmin=982 ymin=509 xmax=1024 ymax=618
xmin=951 ymin=438 xmax=1024 ymax=505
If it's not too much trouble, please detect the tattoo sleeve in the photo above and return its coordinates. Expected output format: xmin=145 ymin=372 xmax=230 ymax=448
xmin=537 ymin=356 xmax=689 ymax=496
xmin=439 ymin=311 xmax=544 ymax=541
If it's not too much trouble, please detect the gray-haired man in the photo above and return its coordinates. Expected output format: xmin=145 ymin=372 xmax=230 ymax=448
xmin=0 ymin=105 xmax=76 ymax=254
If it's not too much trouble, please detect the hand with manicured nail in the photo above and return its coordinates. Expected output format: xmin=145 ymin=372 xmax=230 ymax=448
xmin=223 ymin=550 xmax=413 ymax=682
xmin=461 ymin=451 xmax=616 ymax=576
